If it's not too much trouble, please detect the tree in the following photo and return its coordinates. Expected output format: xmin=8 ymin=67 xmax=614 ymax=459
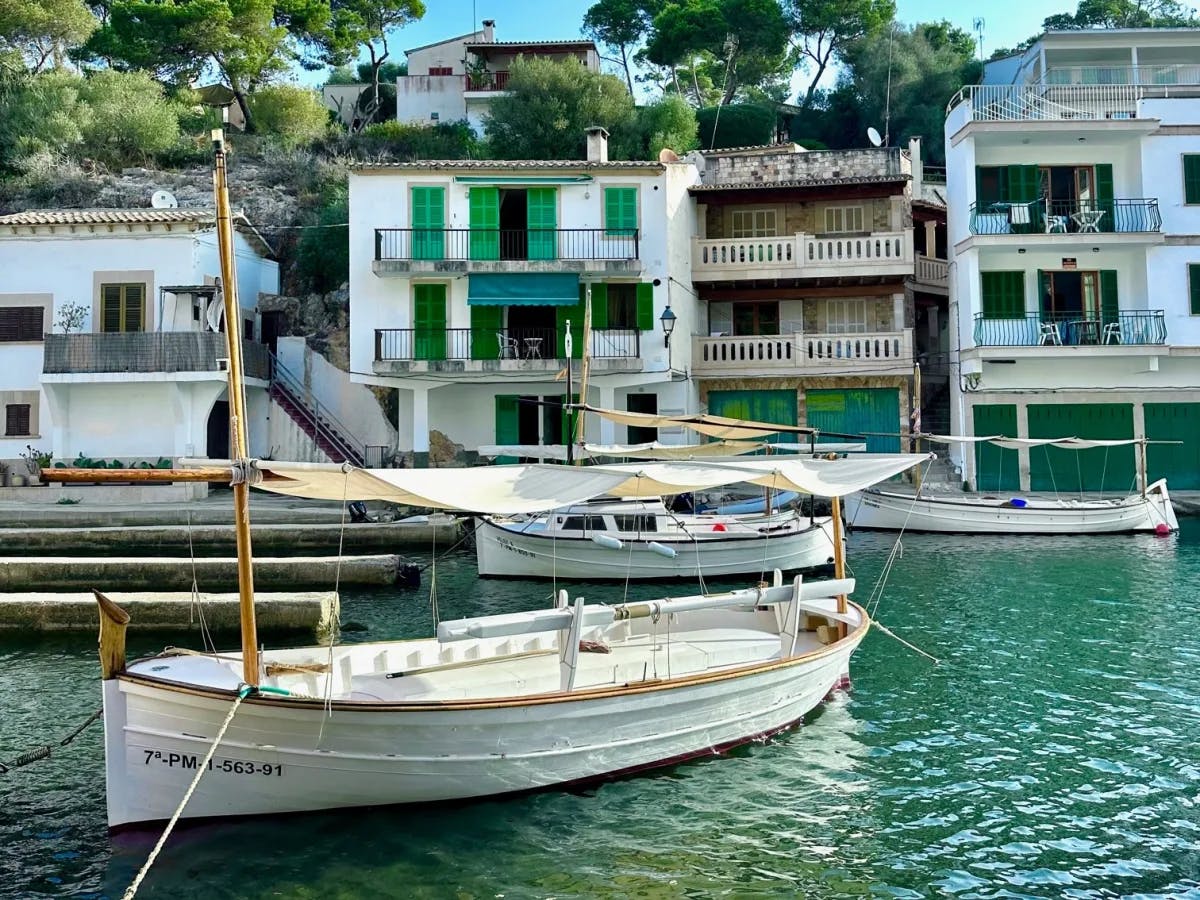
xmin=582 ymin=0 xmax=655 ymax=94
xmin=0 ymin=0 xmax=98 ymax=71
xmin=785 ymin=0 xmax=895 ymax=110
xmin=0 ymin=70 xmax=88 ymax=168
xmin=316 ymin=0 xmax=423 ymax=128
xmin=247 ymin=83 xmax=329 ymax=146
xmin=1043 ymin=0 xmax=1198 ymax=28
xmin=78 ymin=68 xmax=181 ymax=165
xmin=611 ymin=95 xmax=699 ymax=157
xmin=484 ymin=56 xmax=635 ymax=160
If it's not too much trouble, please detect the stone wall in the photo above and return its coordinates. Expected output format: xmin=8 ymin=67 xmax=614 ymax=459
xmin=704 ymin=196 xmax=900 ymax=239
xmin=700 ymin=147 xmax=908 ymax=187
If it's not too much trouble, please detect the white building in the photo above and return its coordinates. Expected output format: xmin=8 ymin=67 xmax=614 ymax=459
xmin=347 ymin=129 xmax=699 ymax=464
xmin=0 ymin=209 xmax=279 ymax=473
xmin=397 ymin=20 xmax=600 ymax=133
xmin=944 ymin=29 xmax=1200 ymax=492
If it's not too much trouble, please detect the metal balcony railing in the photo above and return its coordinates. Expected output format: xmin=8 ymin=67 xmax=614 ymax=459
xmin=268 ymin=352 xmax=367 ymax=466
xmin=374 ymin=327 xmax=640 ymax=362
xmin=43 ymin=332 xmax=269 ymax=379
xmin=374 ymin=228 xmax=639 ymax=262
xmin=465 ymin=71 xmax=510 ymax=91
xmin=969 ymin=198 xmax=1161 ymax=235
xmin=973 ymin=311 xmax=1166 ymax=347
xmin=947 ymin=84 xmax=1143 ymax=121
xmin=1044 ymin=64 xmax=1200 ymax=87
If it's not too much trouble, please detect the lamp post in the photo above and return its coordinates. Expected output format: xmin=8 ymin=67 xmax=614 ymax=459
xmin=660 ymin=305 xmax=677 ymax=370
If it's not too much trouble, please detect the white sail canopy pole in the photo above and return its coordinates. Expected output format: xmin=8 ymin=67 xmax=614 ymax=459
xmin=579 ymin=405 xmax=820 ymax=441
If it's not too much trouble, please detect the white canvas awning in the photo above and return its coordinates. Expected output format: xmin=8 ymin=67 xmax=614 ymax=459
xmin=580 ymin=405 xmax=818 ymax=440
xmin=917 ymin=434 xmax=1176 ymax=450
xmin=477 ymin=441 xmax=768 ymax=461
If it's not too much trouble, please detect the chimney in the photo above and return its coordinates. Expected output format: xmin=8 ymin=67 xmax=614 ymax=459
xmin=481 ymin=19 xmax=495 ymax=42
xmin=586 ymin=126 xmax=609 ymax=163
xmin=908 ymin=136 xmax=922 ymax=199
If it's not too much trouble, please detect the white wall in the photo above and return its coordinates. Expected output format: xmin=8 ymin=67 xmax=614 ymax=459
xmin=267 ymin=396 xmax=334 ymax=463
xmin=397 ymin=75 xmax=468 ymax=125
xmin=193 ymin=231 xmax=280 ymax=314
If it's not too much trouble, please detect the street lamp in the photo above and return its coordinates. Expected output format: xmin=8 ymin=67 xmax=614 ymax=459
xmin=660 ymin=306 xmax=677 ymax=347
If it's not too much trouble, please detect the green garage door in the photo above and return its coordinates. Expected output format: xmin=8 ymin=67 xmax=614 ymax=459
xmin=1146 ymin=403 xmax=1200 ymax=489
xmin=972 ymin=403 xmax=1019 ymax=492
xmin=1028 ymin=403 xmax=1135 ymax=493
xmin=805 ymin=388 xmax=900 ymax=453
xmin=707 ymin=389 xmax=797 ymax=444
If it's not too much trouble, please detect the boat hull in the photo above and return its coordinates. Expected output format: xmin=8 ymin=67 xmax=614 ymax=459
xmin=474 ymin=517 xmax=837 ymax=579
xmin=844 ymin=479 xmax=1179 ymax=534
xmin=102 ymin=627 xmax=863 ymax=828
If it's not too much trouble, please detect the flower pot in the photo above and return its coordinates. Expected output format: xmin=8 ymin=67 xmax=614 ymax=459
xmin=26 ymin=472 xmax=41 ymax=486
xmin=10 ymin=474 xmax=26 ymax=487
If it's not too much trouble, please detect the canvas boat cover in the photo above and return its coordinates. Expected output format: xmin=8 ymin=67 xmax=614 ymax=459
xmin=477 ymin=441 xmax=767 ymax=461
xmin=916 ymin=434 xmax=1176 ymax=449
xmin=580 ymin=405 xmax=818 ymax=440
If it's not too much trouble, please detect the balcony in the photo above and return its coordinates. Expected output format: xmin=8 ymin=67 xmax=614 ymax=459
xmin=913 ymin=253 xmax=948 ymax=291
xmin=372 ymin=327 xmax=643 ymax=377
xmin=948 ymin=84 xmax=1153 ymax=124
xmin=692 ymin=330 xmax=913 ymax=378
xmin=969 ymin=199 xmax=1161 ymax=236
xmin=1044 ymin=64 xmax=1200 ymax=88
xmin=973 ymin=311 xmax=1166 ymax=348
xmin=42 ymin=332 xmax=269 ymax=380
xmin=691 ymin=231 xmax=913 ymax=283
xmin=373 ymin=228 xmax=641 ymax=276
xmin=465 ymin=71 xmax=510 ymax=92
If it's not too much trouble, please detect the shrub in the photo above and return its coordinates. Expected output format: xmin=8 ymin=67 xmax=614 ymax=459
xmin=77 ymin=70 xmax=180 ymax=166
xmin=247 ymin=84 xmax=331 ymax=148
xmin=0 ymin=71 xmax=88 ymax=169
xmin=612 ymin=96 xmax=699 ymax=160
xmin=296 ymin=181 xmax=349 ymax=294
xmin=696 ymin=104 xmax=777 ymax=150
xmin=347 ymin=119 xmax=479 ymax=160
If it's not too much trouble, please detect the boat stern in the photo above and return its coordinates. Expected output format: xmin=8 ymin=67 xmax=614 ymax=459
xmin=1146 ymin=479 xmax=1180 ymax=533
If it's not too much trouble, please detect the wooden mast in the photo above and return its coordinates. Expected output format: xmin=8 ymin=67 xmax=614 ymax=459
xmin=831 ymin=495 xmax=848 ymax=638
xmin=212 ymin=129 xmax=260 ymax=687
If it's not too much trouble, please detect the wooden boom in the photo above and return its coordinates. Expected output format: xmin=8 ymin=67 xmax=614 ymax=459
xmin=43 ymin=467 xmax=234 ymax=484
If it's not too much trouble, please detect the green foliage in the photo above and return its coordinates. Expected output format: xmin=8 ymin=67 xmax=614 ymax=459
xmin=297 ymin=180 xmax=348 ymax=293
xmin=696 ymin=103 xmax=776 ymax=149
xmin=786 ymin=0 xmax=896 ymax=109
xmin=0 ymin=0 xmax=97 ymax=72
xmin=0 ymin=70 xmax=86 ymax=168
xmin=247 ymin=84 xmax=331 ymax=147
xmin=326 ymin=64 xmax=358 ymax=84
xmin=612 ymin=95 xmax=699 ymax=159
xmin=582 ymin=0 xmax=652 ymax=92
xmin=77 ymin=69 xmax=181 ymax=165
xmin=485 ymin=56 xmax=634 ymax=160
xmin=1043 ymin=0 xmax=1198 ymax=28
xmin=345 ymin=119 xmax=480 ymax=159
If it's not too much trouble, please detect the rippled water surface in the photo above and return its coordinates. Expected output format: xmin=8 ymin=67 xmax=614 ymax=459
xmin=3 ymin=525 xmax=1200 ymax=898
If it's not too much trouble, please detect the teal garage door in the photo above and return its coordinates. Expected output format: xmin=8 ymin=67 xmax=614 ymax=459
xmin=707 ymin=389 xmax=797 ymax=444
xmin=972 ymin=403 xmax=1019 ymax=492
xmin=1145 ymin=403 xmax=1200 ymax=489
xmin=805 ymin=388 xmax=900 ymax=453
xmin=1028 ymin=403 xmax=1135 ymax=493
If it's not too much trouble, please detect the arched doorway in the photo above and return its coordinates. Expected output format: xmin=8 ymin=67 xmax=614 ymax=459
xmin=207 ymin=400 xmax=230 ymax=459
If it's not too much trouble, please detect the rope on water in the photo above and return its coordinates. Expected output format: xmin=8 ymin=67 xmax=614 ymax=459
xmin=0 ymin=706 xmax=103 ymax=776
xmin=872 ymin=620 xmax=940 ymax=664
xmin=121 ymin=687 xmax=250 ymax=900
xmin=866 ymin=457 xmax=933 ymax=619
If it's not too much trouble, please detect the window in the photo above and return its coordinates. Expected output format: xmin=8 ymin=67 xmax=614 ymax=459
xmin=0 ymin=306 xmax=44 ymax=342
xmin=243 ymin=319 xmax=254 ymax=341
xmin=732 ymin=301 xmax=779 ymax=336
xmin=614 ymin=514 xmax=656 ymax=533
xmin=1185 ymin=155 xmax=1200 ymax=205
xmin=980 ymin=271 xmax=1025 ymax=319
xmin=100 ymin=284 xmax=145 ymax=333
xmin=976 ymin=167 xmax=1008 ymax=207
xmin=606 ymin=284 xmax=638 ymax=328
xmin=627 ymin=393 xmax=658 ymax=444
xmin=428 ymin=66 xmax=452 ymax=75
xmin=603 ymin=187 xmax=638 ymax=236
xmin=1190 ymin=264 xmax=1200 ymax=316
xmin=5 ymin=403 xmax=31 ymax=437
xmin=825 ymin=299 xmax=868 ymax=334
xmin=823 ymin=206 xmax=864 ymax=234
xmin=730 ymin=209 xmax=777 ymax=238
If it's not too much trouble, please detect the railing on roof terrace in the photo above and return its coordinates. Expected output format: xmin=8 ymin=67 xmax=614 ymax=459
xmin=465 ymin=71 xmax=510 ymax=91
xmin=1044 ymin=64 xmax=1200 ymax=87
xmin=43 ymin=332 xmax=269 ymax=379
xmin=947 ymin=84 xmax=1144 ymax=120
xmin=969 ymin=198 xmax=1161 ymax=235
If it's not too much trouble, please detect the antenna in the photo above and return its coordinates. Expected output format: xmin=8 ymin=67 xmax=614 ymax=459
xmin=866 ymin=126 xmax=883 ymax=147
xmin=973 ymin=18 xmax=985 ymax=60
xmin=151 ymin=190 xmax=178 ymax=209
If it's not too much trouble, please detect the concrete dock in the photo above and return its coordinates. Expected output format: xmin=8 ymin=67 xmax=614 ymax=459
xmin=0 ymin=554 xmax=412 ymax=591
xmin=0 ymin=591 xmax=339 ymax=633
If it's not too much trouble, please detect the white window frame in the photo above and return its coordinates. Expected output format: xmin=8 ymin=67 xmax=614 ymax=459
xmin=730 ymin=209 xmax=778 ymax=238
xmin=823 ymin=206 xmax=865 ymax=234
xmin=825 ymin=299 xmax=868 ymax=334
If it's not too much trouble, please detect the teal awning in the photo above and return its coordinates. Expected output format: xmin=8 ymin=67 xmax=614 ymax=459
xmin=454 ymin=175 xmax=592 ymax=184
xmin=467 ymin=273 xmax=580 ymax=306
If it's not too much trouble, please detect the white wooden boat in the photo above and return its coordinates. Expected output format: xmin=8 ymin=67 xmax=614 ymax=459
xmin=476 ymin=498 xmax=835 ymax=579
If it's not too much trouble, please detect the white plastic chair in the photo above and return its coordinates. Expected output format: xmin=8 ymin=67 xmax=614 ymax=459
xmin=1102 ymin=322 xmax=1122 ymax=345
xmin=1038 ymin=322 xmax=1062 ymax=345
xmin=496 ymin=332 xmax=519 ymax=359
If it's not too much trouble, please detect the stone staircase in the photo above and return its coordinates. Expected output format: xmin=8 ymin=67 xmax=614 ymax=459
xmin=268 ymin=354 xmax=366 ymax=466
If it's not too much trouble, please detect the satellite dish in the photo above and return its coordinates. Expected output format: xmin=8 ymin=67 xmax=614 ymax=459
xmin=658 ymin=148 xmax=680 ymax=162
xmin=867 ymin=127 xmax=883 ymax=147
xmin=151 ymin=190 xmax=178 ymax=209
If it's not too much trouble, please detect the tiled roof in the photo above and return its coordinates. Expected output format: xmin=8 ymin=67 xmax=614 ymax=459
xmin=690 ymin=174 xmax=910 ymax=192
xmin=351 ymin=159 xmax=664 ymax=171
xmin=465 ymin=40 xmax=596 ymax=49
xmin=697 ymin=143 xmax=801 ymax=155
xmin=0 ymin=208 xmax=220 ymax=225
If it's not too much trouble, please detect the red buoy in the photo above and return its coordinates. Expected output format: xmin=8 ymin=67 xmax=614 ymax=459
xmin=712 ymin=523 xmax=726 ymax=532
xmin=1155 ymin=523 xmax=1171 ymax=536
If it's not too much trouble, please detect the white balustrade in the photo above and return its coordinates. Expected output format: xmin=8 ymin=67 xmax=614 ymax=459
xmin=693 ymin=330 xmax=912 ymax=374
xmin=915 ymin=253 xmax=948 ymax=285
xmin=692 ymin=231 xmax=912 ymax=281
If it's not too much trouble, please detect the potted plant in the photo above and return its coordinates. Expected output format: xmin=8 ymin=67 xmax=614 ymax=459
xmin=20 ymin=445 xmax=53 ymax=485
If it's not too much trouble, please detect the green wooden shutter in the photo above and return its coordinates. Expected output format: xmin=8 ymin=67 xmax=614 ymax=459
xmin=1190 ymin=264 xmax=1200 ymax=315
xmin=972 ymin=403 xmax=1019 ymax=492
xmin=413 ymin=284 xmax=447 ymax=361
xmin=1006 ymin=165 xmax=1040 ymax=232
xmin=589 ymin=283 xmax=608 ymax=329
xmin=124 ymin=284 xmax=145 ymax=332
xmin=101 ymin=285 xmax=122 ymax=332
xmin=469 ymin=187 xmax=499 ymax=260
xmin=1100 ymin=269 xmax=1119 ymax=324
xmin=1037 ymin=270 xmax=1049 ymax=318
xmin=1094 ymin=164 xmax=1114 ymax=233
xmin=526 ymin=188 xmax=557 ymax=260
xmin=981 ymin=271 xmax=1024 ymax=319
xmin=556 ymin=288 xmax=586 ymax=358
xmin=604 ymin=187 xmax=637 ymax=236
xmin=494 ymin=395 xmax=519 ymax=464
xmin=411 ymin=187 xmax=445 ymax=260
xmin=1184 ymin=155 xmax=1200 ymax=204
xmin=636 ymin=283 xmax=654 ymax=331
xmin=470 ymin=304 xmax=502 ymax=360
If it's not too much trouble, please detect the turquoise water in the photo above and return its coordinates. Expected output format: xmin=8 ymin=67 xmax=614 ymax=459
xmin=3 ymin=527 xmax=1200 ymax=898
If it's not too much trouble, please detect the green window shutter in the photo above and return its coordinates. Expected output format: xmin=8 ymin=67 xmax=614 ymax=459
xmin=1037 ymin=269 xmax=1049 ymax=318
xmin=526 ymin=187 xmax=557 ymax=260
xmin=494 ymin=395 xmax=519 ymax=464
xmin=635 ymin=282 xmax=654 ymax=331
xmin=604 ymin=187 xmax=637 ymax=236
xmin=413 ymin=283 xmax=447 ymax=361
xmin=1006 ymin=165 xmax=1041 ymax=232
xmin=1191 ymin=264 xmax=1200 ymax=315
xmin=124 ymin=284 xmax=144 ymax=332
xmin=411 ymin=186 xmax=445 ymax=260
xmin=469 ymin=187 xmax=499 ymax=260
xmin=1184 ymin=155 xmax=1200 ymax=204
xmin=981 ymin=271 xmax=1024 ymax=319
xmin=101 ymin=285 xmax=122 ymax=333
xmin=470 ymin=304 xmax=503 ymax=360
xmin=1094 ymin=164 xmax=1115 ymax=233
xmin=1100 ymin=270 xmax=1119 ymax=323
xmin=589 ymin=283 xmax=608 ymax=329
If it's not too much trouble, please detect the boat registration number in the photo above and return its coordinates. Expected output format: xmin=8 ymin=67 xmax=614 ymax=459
xmin=497 ymin=537 xmax=535 ymax=558
xmin=142 ymin=749 xmax=283 ymax=777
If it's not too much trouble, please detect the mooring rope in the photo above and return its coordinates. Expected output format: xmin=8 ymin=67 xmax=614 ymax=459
xmin=121 ymin=687 xmax=250 ymax=900
xmin=0 ymin=706 xmax=103 ymax=776
xmin=185 ymin=510 xmax=216 ymax=654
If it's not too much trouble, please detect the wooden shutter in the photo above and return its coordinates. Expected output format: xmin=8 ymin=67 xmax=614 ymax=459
xmin=981 ymin=271 xmax=1024 ymax=319
xmin=494 ymin=395 xmax=520 ymax=463
xmin=413 ymin=284 xmax=447 ymax=361
xmin=469 ymin=304 xmax=502 ymax=360
xmin=1191 ymin=264 xmax=1200 ymax=316
xmin=636 ymin=282 xmax=654 ymax=331
xmin=1100 ymin=270 xmax=1119 ymax=324
xmin=0 ymin=307 xmax=43 ymax=342
xmin=604 ymin=187 xmax=637 ymax=236
xmin=102 ymin=285 xmax=122 ymax=332
xmin=5 ymin=403 xmax=30 ymax=437
xmin=125 ymin=285 xmax=144 ymax=332
xmin=1094 ymin=164 xmax=1114 ymax=233
xmin=1184 ymin=155 xmax=1200 ymax=204
xmin=1006 ymin=165 xmax=1040 ymax=232
xmin=1037 ymin=269 xmax=1049 ymax=317
xmin=526 ymin=188 xmax=557 ymax=260
xmin=469 ymin=187 xmax=499 ymax=260
xmin=411 ymin=186 xmax=445 ymax=260
xmin=589 ymin=283 xmax=608 ymax=329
